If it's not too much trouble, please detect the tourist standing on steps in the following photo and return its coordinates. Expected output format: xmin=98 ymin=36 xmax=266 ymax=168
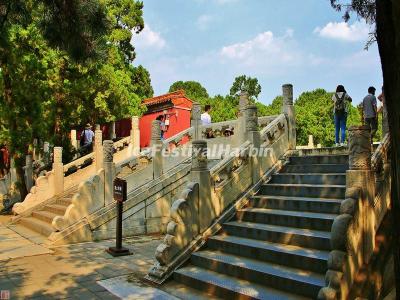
xmin=201 ymin=105 xmax=214 ymax=138
xmin=332 ymin=85 xmax=353 ymax=146
xmin=362 ymin=86 xmax=378 ymax=142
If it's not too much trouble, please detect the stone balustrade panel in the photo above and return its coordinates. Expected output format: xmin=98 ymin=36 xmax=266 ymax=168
xmin=52 ymin=169 xmax=105 ymax=232
xmin=200 ymin=120 xmax=237 ymax=138
xmin=13 ymin=171 xmax=56 ymax=215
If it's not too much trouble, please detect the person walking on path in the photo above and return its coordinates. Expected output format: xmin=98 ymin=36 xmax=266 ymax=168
xmin=363 ymin=86 xmax=378 ymax=142
xmin=80 ymin=123 xmax=95 ymax=154
xmin=332 ymin=85 xmax=352 ymax=146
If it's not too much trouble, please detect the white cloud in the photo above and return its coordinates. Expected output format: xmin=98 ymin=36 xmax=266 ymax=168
xmin=314 ymin=21 xmax=370 ymax=42
xmin=196 ymin=14 xmax=213 ymax=31
xmin=132 ymin=23 xmax=166 ymax=50
xmin=219 ymin=30 xmax=300 ymax=68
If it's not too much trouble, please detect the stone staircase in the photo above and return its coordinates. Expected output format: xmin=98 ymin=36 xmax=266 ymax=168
xmin=166 ymin=153 xmax=348 ymax=299
xmin=12 ymin=189 xmax=77 ymax=240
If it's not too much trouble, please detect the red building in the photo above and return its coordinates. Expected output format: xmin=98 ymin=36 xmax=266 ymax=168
xmin=139 ymin=90 xmax=193 ymax=148
xmin=77 ymin=90 xmax=193 ymax=149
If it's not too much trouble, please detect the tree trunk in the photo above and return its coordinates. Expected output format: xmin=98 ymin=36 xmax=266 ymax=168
xmin=14 ymin=155 xmax=28 ymax=200
xmin=375 ymin=0 xmax=400 ymax=294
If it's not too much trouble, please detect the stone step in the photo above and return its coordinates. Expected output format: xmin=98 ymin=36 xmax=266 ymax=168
xmin=282 ymin=164 xmax=348 ymax=174
xmin=190 ymin=250 xmax=325 ymax=298
xmin=222 ymin=221 xmax=331 ymax=251
xmin=289 ymin=155 xmax=348 ymax=165
xmin=43 ymin=204 xmax=68 ymax=215
xmin=236 ymin=208 xmax=336 ymax=231
xmin=207 ymin=235 xmax=329 ymax=274
xmin=174 ymin=266 xmax=308 ymax=300
xmin=270 ymin=173 xmax=346 ymax=185
xmin=32 ymin=210 xmax=58 ymax=223
xmin=19 ymin=217 xmax=54 ymax=237
xmin=249 ymin=195 xmax=342 ymax=214
xmin=161 ymin=280 xmax=222 ymax=300
xmin=293 ymin=147 xmax=348 ymax=157
xmin=260 ymin=183 xmax=346 ymax=199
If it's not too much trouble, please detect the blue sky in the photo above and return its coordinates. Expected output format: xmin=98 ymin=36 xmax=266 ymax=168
xmin=131 ymin=0 xmax=382 ymax=105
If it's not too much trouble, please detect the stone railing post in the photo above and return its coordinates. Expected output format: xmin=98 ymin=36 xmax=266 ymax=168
xmin=53 ymin=147 xmax=64 ymax=195
xmin=151 ymin=120 xmax=163 ymax=178
xmin=191 ymin=102 xmax=202 ymax=140
xmin=130 ymin=116 xmax=140 ymax=156
xmin=33 ymin=139 xmax=39 ymax=161
xmin=308 ymin=135 xmax=314 ymax=149
xmin=43 ymin=141 xmax=50 ymax=166
xmin=246 ymin=105 xmax=261 ymax=184
xmin=24 ymin=155 xmax=33 ymax=192
xmin=70 ymin=130 xmax=78 ymax=150
xmin=282 ymin=84 xmax=296 ymax=150
xmin=109 ymin=121 xmax=116 ymax=140
xmin=103 ymin=140 xmax=114 ymax=205
xmin=95 ymin=125 xmax=103 ymax=172
xmin=235 ymin=91 xmax=249 ymax=145
xmin=347 ymin=125 xmax=375 ymax=263
xmin=191 ymin=140 xmax=213 ymax=232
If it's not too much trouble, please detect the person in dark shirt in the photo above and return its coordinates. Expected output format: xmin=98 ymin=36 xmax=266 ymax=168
xmin=362 ymin=86 xmax=378 ymax=141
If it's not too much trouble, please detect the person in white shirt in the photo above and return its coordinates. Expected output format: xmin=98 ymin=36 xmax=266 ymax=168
xmin=201 ymin=105 xmax=212 ymax=125
xmin=201 ymin=105 xmax=213 ymax=138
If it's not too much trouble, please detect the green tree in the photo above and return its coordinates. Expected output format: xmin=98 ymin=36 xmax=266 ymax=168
xmin=130 ymin=65 xmax=154 ymax=100
xmin=169 ymin=81 xmax=209 ymax=101
xmin=229 ymin=75 xmax=262 ymax=101
xmin=0 ymin=0 xmax=109 ymax=198
xmin=257 ymin=96 xmax=283 ymax=116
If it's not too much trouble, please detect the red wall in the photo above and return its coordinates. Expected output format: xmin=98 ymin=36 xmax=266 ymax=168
xmin=139 ymin=107 xmax=191 ymax=148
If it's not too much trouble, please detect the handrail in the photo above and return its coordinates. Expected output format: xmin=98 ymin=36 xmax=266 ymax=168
xmin=162 ymin=127 xmax=194 ymax=147
xmin=63 ymin=152 xmax=95 ymax=173
xmin=200 ymin=119 xmax=237 ymax=131
xmin=113 ymin=136 xmax=131 ymax=150
xmin=371 ymin=133 xmax=390 ymax=172
xmin=258 ymin=115 xmax=278 ymax=126
xmin=210 ymin=141 xmax=251 ymax=176
xmin=260 ymin=114 xmax=286 ymax=138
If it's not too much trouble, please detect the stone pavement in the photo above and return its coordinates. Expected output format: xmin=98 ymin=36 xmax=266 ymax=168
xmin=0 ymin=216 xmax=52 ymax=262
xmin=0 ymin=233 xmax=163 ymax=299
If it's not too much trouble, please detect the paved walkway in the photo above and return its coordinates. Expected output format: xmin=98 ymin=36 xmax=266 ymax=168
xmin=0 ymin=232 xmax=162 ymax=299
xmin=0 ymin=216 xmax=52 ymax=262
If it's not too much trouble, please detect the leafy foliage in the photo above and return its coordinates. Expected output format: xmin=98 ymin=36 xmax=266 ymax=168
xmin=229 ymin=75 xmax=262 ymax=101
xmin=0 ymin=0 xmax=151 ymax=198
xmin=169 ymin=81 xmax=209 ymax=101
